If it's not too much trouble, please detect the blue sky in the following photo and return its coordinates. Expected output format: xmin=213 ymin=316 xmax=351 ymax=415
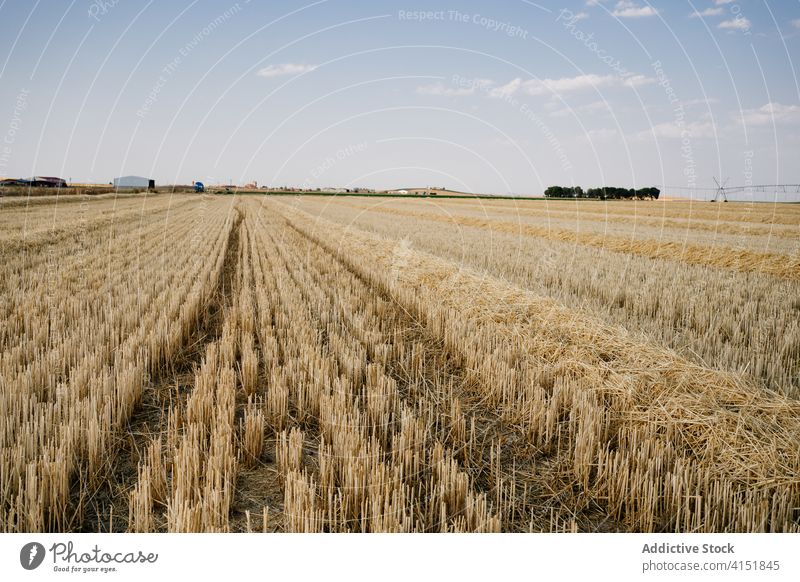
xmin=0 ymin=0 xmax=798 ymax=197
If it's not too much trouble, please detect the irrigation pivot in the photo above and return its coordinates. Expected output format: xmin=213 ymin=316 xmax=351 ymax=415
xmin=661 ymin=182 xmax=800 ymax=201
xmin=713 ymin=177 xmax=729 ymax=203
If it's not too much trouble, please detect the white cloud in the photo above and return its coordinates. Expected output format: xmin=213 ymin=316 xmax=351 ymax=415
xmin=623 ymin=74 xmax=655 ymax=87
xmin=584 ymin=100 xmax=614 ymax=112
xmin=550 ymin=100 xmax=612 ymax=117
xmin=792 ymin=19 xmax=800 ymax=29
xmin=420 ymin=73 xmax=656 ymax=102
xmin=740 ymin=102 xmax=800 ymax=126
xmin=718 ymin=17 xmax=751 ymax=31
xmin=256 ymin=63 xmax=317 ymax=77
xmin=682 ymin=97 xmax=719 ymax=107
xmin=643 ymin=120 xmax=716 ymax=139
xmin=715 ymin=0 xmax=734 ymax=4
xmin=487 ymin=73 xmax=654 ymax=99
xmin=416 ymin=82 xmax=477 ymax=96
xmin=689 ymin=8 xmax=724 ymax=18
xmin=612 ymin=1 xmax=658 ymax=18
xmin=489 ymin=78 xmax=523 ymax=98
xmin=525 ymin=74 xmax=617 ymax=95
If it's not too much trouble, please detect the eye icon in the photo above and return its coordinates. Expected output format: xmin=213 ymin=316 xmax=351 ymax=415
xmin=20 ymin=542 xmax=46 ymax=570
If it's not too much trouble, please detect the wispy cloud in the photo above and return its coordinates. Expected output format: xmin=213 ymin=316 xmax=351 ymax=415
xmin=641 ymin=120 xmax=717 ymax=139
xmin=740 ymin=102 xmax=800 ymax=126
xmin=256 ymin=63 xmax=317 ymax=77
xmin=478 ymin=73 xmax=655 ymax=99
xmin=718 ymin=17 xmax=751 ymax=31
xmin=623 ymin=74 xmax=655 ymax=88
xmin=493 ymin=75 xmax=612 ymax=97
xmin=527 ymin=74 xmax=617 ymax=95
xmin=682 ymin=97 xmax=719 ymax=107
xmin=689 ymin=8 xmax=724 ymax=18
xmin=489 ymin=78 xmax=522 ymax=98
xmin=612 ymin=1 xmax=658 ymax=18
xmin=416 ymin=82 xmax=479 ymax=97
xmin=549 ymin=100 xmax=612 ymax=118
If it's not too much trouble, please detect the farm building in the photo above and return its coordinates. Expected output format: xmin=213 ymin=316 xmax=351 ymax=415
xmin=29 ymin=176 xmax=68 ymax=187
xmin=113 ymin=175 xmax=155 ymax=190
xmin=35 ymin=176 xmax=68 ymax=188
xmin=0 ymin=178 xmax=27 ymax=187
xmin=0 ymin=176 xmax=67 ymax=188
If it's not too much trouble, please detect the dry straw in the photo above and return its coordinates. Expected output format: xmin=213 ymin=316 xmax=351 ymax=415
xmin=4 ymin=193 xmax=797 ymax=534
xmin=278 ymin=201 xmax=800 ymax=532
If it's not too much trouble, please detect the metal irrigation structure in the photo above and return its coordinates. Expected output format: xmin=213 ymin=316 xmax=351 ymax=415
xmin=659 ymin=181 xmax=800 ymax=202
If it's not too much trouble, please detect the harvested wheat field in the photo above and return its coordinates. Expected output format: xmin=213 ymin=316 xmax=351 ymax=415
xmin=1 ymin=193 xmax=799 ymax=533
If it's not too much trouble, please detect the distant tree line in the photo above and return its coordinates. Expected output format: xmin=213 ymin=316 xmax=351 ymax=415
xmin=544 ymin=186 xmax=660 ymax=200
